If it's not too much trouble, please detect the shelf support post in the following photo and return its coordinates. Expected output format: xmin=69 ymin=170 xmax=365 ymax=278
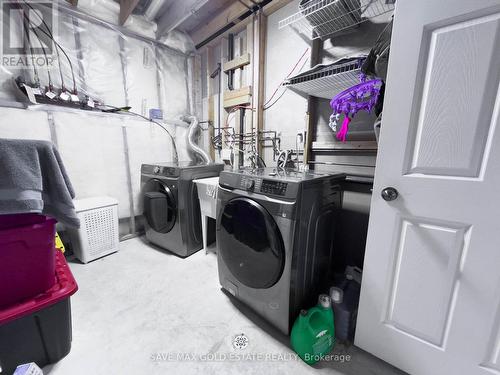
xmin=304 ymin=38 xmax=322 ymax=168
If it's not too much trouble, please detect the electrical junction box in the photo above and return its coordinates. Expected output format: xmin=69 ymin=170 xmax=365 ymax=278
xmin=149 ymin=108 xmax=163 ymax=120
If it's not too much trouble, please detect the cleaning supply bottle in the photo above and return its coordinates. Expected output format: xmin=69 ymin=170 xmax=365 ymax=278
xmin=290 ymin=294 xmax=335 ymax=365
xmin=330 ymin=266 xmax=362 ymax=342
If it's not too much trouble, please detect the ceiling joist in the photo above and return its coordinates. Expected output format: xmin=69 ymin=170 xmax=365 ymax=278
xmin=189 ymin=1 xmax=254 ymax=48
xmin=156 ymin=0 xmax=211 ymax=37
xmin=119 ymin=0 xmax=141 ymax=25
xmin=189 ymin=0 xmax=294 ymax=49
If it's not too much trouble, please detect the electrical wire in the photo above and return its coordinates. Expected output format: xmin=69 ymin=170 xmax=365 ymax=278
xmin=263 ymin=56 xmax=309 ymax=110
xmin=18 ymin=0 xmax=63 ymax=88
xmin=223 ymin=106 xmax=255 ymax=151
xmin=217 ymin=47 xmax=309 ymax=160
xmin=21 ymin=0 xmax=76 ymax=92
xmin=19 ymin=12 xmax=39 ymax=85
xmin=263 ymin=87 xmax=287 ymax=110
xmin=101 ymin=104 xmax=179 ymax=163
xmin=19 ymin=7 xmax=52 ymax=86
xmin=263 ymin=48 xmax=309 ymax=107
xmin=224 ymin=105 xmax=255 ymax=128
xmin=17 ymin=0 xmax=63 ymax=88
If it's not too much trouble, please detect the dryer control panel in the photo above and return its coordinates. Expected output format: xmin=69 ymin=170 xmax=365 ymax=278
xmin=141 ymin=164 xmax=178 ymax=177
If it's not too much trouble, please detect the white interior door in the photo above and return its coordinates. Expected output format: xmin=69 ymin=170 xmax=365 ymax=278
xmin=355 ymin=0 xmax=500 ymax=374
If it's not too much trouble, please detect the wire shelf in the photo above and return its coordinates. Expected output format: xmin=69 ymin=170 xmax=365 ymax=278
xmin=279 ymin=0 xmax=395 ymax=40
xmin=283 ymin=58 xmax=364 ymax=99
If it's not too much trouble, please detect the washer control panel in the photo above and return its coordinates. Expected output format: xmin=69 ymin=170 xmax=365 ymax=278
xmin=240 ymin=177 xmax=262 ymax=192
xmin=238 ymin=177 xmax=288 ymax=196
xmin=260 ymin=180 xmax=288 ymax=196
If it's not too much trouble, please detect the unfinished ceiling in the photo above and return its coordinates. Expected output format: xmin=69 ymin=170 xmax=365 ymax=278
xmin=117 ymin=0 xmax=266 ymax=43
xmin=156 ymin=0 xmax=237 ymax=35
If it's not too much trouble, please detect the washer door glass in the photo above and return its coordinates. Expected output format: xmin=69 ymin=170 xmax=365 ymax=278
xmin=219 ymin=197 xmax=285 ymax=289
xmin=143 ymin=179 xmax=177 ymax=233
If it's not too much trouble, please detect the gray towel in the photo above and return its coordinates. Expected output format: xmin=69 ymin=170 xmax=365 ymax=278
xmin=0 ymin=138 xmax=80 ymax=228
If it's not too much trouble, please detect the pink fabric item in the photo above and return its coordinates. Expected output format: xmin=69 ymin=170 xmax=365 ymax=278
xmin=336 ymin=116 xmax=351 ymax=142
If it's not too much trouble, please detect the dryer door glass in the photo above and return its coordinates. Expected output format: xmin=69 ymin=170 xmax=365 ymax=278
xmin=143 ymin=179 xmax=177 ymax=233
xmin=219 ymin=197 xmax=285 ymax=289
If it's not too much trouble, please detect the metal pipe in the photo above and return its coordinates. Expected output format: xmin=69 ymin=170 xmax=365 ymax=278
xmin=227 ymin=34 xmax=234 ymax=90
xmin=239 ymin=109 xmax=245 ymax=167
xmin=183 ymin=115 xmax=211 ymax=163
xmin=195 ymin=0 xmax=273 ymax=49
xmin=209 ymin=63 xmax=222 ymax=156
xmin=144 ymin=0 xmax=165 ymax=21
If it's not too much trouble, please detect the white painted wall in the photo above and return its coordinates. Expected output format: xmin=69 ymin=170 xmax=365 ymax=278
xmin=263 ymin=0 xmax=310 ymax=166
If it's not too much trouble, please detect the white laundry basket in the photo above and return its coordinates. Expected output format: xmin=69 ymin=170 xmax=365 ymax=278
xmin=69 ymin=197 xmax=119 ymax=263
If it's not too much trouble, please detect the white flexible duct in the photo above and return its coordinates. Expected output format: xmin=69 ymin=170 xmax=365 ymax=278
xmin=182 ymin=115 xmax=211 ymax=163
xmin=144 ymin=0 xmax=165 ymax=21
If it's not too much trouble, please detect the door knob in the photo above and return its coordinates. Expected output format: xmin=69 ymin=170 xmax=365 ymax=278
xmin=381 ymin=187 xmax=399 ymax=201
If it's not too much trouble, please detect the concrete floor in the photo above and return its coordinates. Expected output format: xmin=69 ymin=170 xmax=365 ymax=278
xmin=44 ymin=238 xmax=406 ymax=375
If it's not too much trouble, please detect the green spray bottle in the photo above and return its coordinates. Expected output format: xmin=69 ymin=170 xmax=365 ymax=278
xmin=290 ymin=294 xmax=335 ymax=365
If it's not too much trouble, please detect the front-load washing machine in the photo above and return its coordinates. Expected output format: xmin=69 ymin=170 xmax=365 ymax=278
xmin=141 ymin=161 xmax=224 ymax=257
xmin=216 ymin=168 xmax=345 ymax=334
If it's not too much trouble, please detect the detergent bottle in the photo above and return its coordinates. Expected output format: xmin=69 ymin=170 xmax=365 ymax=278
xmin=290 ymin=294 xmax=335 ymax=365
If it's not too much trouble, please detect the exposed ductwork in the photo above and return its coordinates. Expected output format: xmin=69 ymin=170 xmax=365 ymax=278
xmin=182 ymin=115 xmax=211 ymax=164
xmin=143 ymin=0 xmax=165 ymax=20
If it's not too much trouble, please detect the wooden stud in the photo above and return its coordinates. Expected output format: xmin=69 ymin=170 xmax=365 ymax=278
xmin=208 ymin=96 xmax=215 ymax=160
xmin=224 ymin=86 xmax=252 ymax=100
xmin=205 ymin=47 xmax=215 ymax=160
xmin=119 ymin=0 xmax=140 ymax=25
xmin=219 ymin=38 xmax=231 ymax=155
xmin=223 ymin=95 xmax=252 ymax=108
xmin=251 ymin=11 xmax=266 ymax=158
xmin=245 ymin=20 xmax=254 ymax=164
xmin=223 ymin=53 xmax=251 ymax=72
xmin=262 ymin=0 xmax=295 ymax=16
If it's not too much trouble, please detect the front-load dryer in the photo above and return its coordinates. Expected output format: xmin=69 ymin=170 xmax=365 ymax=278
xmin=216 ymin=168 xmax=345 ymax=334
xmin=141 ymin=161 xmax=224 ymax=257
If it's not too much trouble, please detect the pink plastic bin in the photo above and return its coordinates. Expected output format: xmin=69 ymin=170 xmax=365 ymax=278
xmin=0 ymin=251 xmax=78 ymax=373
xmin=0 ymin=214 xmax=57 ymax=308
